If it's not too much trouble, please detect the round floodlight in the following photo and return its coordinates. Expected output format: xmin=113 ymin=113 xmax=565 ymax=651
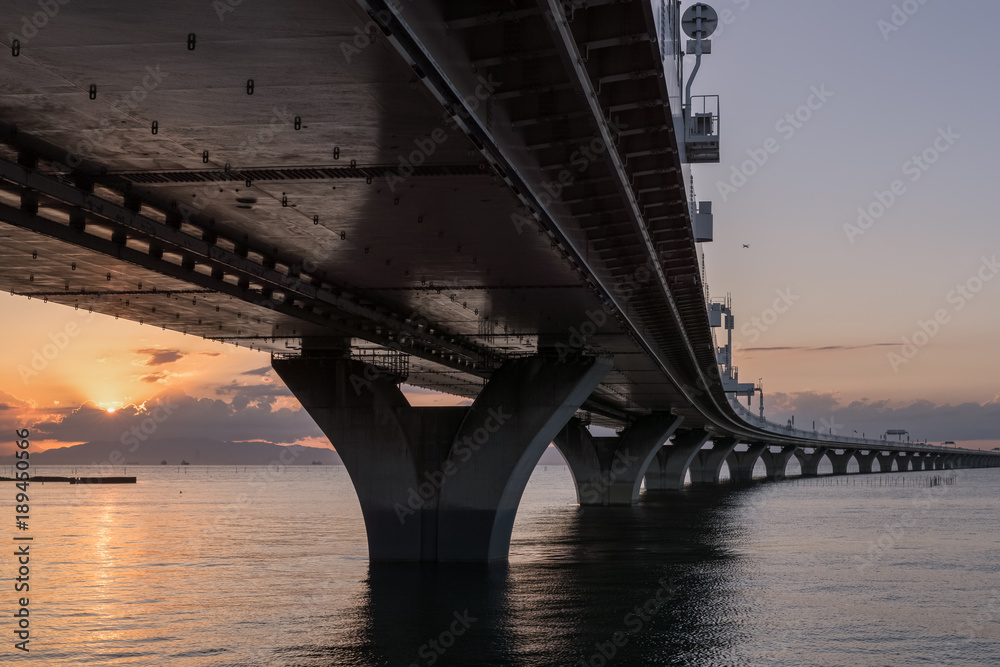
xmin=682 ymin=3 xmax=719 ymax=39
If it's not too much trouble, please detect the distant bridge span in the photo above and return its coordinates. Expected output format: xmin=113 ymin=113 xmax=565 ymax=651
xmin=0 ymin=0 xmax=996 ymax=561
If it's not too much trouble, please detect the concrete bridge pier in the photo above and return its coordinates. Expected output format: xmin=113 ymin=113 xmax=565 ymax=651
xmin=726 ymin=443 xmax=768 ymax=483
xmin=854 ymin=450 xmax=878 ymax=474
xmin=898 ymin=453 xmax=918 ymax=471
xmin=876 ymin=451 xmax=898 ymax=473
xmin=688 ymin=438 xmax=740 ymax=484
xmin=643 ymin=430 xmax=712 ymax=490
xmin=827 ymin=450 xmax=855 ymax=475
xmin=760 ymin=445 xmax=798 ymax=481
xmin=553 ymin=413 xmax=683 ymax=506
xmin=931 ymin=455 xmax=944 ymax=471
xmin=273 ymin=353 xmax=611 ymax=562
xmin=794 ymin=447 xmax=830 ymax=477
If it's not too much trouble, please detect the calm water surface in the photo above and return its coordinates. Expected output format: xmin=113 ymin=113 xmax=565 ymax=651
xmin=5 ymin=464 xmax=998 ymax=666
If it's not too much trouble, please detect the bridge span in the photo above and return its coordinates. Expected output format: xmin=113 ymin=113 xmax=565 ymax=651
xmin=0 ymin=0 xmax=996 ymax=561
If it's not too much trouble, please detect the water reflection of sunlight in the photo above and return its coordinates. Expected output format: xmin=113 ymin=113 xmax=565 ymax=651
xmin=92 ymin=504 xmax=118 ymax=630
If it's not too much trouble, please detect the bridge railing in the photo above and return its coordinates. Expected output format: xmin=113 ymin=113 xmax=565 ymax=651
xmin=725 ymin=395 xmax=972 ymax=453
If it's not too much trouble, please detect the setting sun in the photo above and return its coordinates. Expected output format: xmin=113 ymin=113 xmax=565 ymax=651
xmin=106 ymin=407 xmax=116 ymax=414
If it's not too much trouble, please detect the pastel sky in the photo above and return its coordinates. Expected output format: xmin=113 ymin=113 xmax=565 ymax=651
xmin=1 ymin=1 xmax=997 ymax=453
xmin=692 ymin=0 xmax=1000 ymax=445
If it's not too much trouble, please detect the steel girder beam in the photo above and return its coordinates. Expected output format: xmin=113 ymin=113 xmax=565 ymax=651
xmin=0 ymin=156 xmax=495 ymax=374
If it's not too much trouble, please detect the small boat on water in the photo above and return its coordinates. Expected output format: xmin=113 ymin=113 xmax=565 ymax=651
xmin=160 ymin=460 xmax=167 ymax=465
xmin=181 ymin=460 xmax=190 ymax=465
xmin=311 ymin=461 xmax=323 ymax=465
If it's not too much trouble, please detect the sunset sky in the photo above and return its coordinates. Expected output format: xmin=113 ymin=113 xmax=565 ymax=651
xmin=2 ymin=1 xmax=998 ymax=454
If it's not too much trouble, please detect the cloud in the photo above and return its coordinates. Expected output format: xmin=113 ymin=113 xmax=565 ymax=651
xmin=0 ymin=390 xmax=30 ymax=409
xmin=743 ymin=343 xmax=897 ymax=352
xmin=215 ymin=380 xmax=290 ymax=411
xmin=141 ymin=373 xmax=167 ymax=383
xmin=29 ymin=390 xmax=324 ymax=447
xmin=135 ymin=348 xmax=185 ymax=366
xmin=763 ymin=390 xmax=1000 ymax=443
xmin=240 ymin=366 xmax=273 ymax=376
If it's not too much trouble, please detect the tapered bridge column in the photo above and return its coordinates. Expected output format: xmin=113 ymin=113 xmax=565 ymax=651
xmin=273 ymin=353 xmax=611 ymax=562
xmin=689 ymin=438 xmax=740 ymax=484
xmin=854 ymin=450 xmax=877 ymax=474
xmin=553 ymin=413 xmax=683 ymax=506
xmin=794 ymin=447 xmax=830 ymax=477
xmin=827 ymin=450 xmax=855 ymax=475
xmin=643 ymin=430 xmax=712 ymax=490
xmin=910 ymin=453 xmax=925 ymax=471
xmin=760 ymin=445 xmax=798 ymax=481
xmin=931 ymin=455 xmax=944 ymax=470
xmin=726 ymin=442 xmax=768 ymax=483
xmin=876 ymin=451 xmax=898 ymax=473
xmin=897 ymin=453 xmax=917 ymax=471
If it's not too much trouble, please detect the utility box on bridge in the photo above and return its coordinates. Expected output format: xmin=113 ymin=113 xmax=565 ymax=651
xmin=708 ymin=301 xmax=724 ymax=327
xmin=692 ymin=200 xmax=713 ymax=242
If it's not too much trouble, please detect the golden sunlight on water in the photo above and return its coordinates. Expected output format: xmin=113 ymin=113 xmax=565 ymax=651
xmin=3 ymin=464 xmax=998 ymax=665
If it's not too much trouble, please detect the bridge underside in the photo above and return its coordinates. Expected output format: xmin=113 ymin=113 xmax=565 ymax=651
xmin=2 ymin=1 xmax=998 ymax=562
xmin=0 ymin=0 xmax=716 ymax=429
